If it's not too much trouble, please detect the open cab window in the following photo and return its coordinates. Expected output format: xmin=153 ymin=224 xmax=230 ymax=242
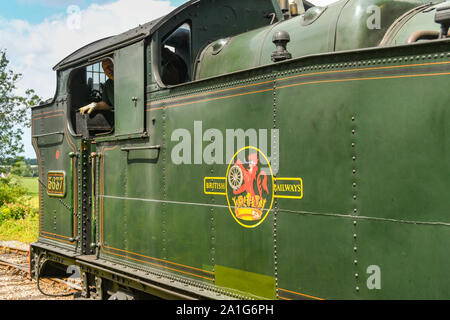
xmin=160 ymin=22 xmax=192 ymax=86
xmin=68 ymin=58 xmax=115 ymax=138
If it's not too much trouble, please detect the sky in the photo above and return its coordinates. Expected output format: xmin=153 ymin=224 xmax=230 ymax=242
xmin=0 ymin=0 xmax=336 ymax=159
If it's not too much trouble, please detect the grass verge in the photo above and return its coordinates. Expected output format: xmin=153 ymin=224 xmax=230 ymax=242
xmin=0 ymin=176 xmax=39 ymax=243
xmin=0 ymin=213 xmax=39 ymax=243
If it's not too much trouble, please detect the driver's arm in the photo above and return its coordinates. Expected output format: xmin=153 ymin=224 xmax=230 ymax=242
xmin=94 ymin=101 xmax=112 ymax=111
xmin=79 ymin=101 xmax=112 ymax=115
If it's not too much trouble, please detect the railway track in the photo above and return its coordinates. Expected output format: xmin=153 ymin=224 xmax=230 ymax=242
xmin=0 ymin=244 xmax=80 ymax=300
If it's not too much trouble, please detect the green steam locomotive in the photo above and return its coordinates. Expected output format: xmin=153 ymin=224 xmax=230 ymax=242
xmin=30 ymin=0 xmax=450 ymax=299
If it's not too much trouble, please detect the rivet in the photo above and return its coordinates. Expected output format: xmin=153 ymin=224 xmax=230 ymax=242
xmin=354 ymin=260 xmax=358 ymax=264
xmin=356 ymin=286 xmax=360 ymax=291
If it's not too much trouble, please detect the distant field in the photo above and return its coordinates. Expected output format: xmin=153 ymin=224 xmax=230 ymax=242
xmin=9 ymin=175 xmax=39 ymax=210
xmin=12 ymin=176 xmax=39 ymax=195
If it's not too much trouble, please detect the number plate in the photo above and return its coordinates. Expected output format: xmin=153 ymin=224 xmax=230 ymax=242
xmin=47 ymin=171 xmax=66 ymax=197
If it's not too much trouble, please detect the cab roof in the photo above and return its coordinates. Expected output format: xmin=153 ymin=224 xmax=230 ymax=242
xmin=53 ymin=17 xmax=162 ymax=71
xmin=53 ymin=0 xmax=200 ymax=71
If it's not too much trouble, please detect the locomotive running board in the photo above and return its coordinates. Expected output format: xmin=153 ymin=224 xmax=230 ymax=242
xmin=30 ymin=242 xmax=239 ymax=300
xmin=76 ymin=254 xmax=237 ymax=300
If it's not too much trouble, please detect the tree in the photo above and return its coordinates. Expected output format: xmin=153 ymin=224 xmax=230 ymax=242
xmin=0 ymin=176 xmax=27 ymax=207
xmin=0 ymin=49 xmax=41 ymax=170
xmin=24 ymin=158 xmax=38 ymax=166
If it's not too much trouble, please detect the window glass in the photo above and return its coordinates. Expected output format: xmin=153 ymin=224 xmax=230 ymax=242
xmin=86 ymin=61 xmax=106 ymax=92
xmin=160 ymin=22 xmax=191 ymax=86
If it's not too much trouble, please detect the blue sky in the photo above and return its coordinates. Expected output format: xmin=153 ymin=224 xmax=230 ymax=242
xmin=0 ymin=0 xmax=187 ymax=24
xmin=0 ymin=1 xmax=113 ymax=24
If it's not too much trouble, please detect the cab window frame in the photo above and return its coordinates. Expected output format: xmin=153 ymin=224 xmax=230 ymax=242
xmin=154 ymin=20 xmax=193 ymax=89
xmin=67 ymin=56 xmax=115 ymax=138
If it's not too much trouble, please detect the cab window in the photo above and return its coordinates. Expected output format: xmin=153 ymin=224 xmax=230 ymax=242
xmin=68 ymin=58 xmax=115 ymax=138
xmin=160 ymin=22 xmax=191 ymax=86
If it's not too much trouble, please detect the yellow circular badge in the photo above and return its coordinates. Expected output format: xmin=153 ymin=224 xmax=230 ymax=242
xmin=225 ymin=146 xmax=274 ymax=228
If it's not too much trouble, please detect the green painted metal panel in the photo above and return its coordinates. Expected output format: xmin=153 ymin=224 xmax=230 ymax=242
xmin=356 ymin=75 xmax=450 ymax=223
xmin=356 ymin=220 xmax=450 ymax=299
xmin=274 ymin=65 xmax=355 ymax=299
xmin=275 ymin=80 xmax=354 ymax=216
xmin=99 ymin=137 xmax=169 ymax=273
xmin=335 ymin=0 xmax=429 ymax=51
xmin=32 ymin=106 xmax=78 ymax=247
xmin=277 ymin=214 xmax=355 ymax=300
xmin=215 ymin=265 xmax=276 ymax=299
xmin=387 ymin=8 xmax=441 ymax=45
xmin=114 ymin=41 xmax=145 ymax=136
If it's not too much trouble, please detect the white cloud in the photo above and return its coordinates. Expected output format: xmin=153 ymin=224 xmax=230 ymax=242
xmin=0 ymin=0 xmax=175 ymax=158
xmin=1 ymin=0 xmax=175 ymax=98
xmin=309 ymin=0 xmax=339 ymax=6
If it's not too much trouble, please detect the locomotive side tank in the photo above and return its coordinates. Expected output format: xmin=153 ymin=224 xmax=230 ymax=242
xmin=30 ymin=0 xmax=450 ymax=300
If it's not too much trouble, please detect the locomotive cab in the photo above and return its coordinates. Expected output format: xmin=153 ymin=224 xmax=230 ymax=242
xmin=65 ymin=43 xmax=146 ymax=139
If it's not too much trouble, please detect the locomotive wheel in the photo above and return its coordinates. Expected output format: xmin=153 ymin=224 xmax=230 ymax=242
xmin=228 ymin=165 xmax=243 ymax=190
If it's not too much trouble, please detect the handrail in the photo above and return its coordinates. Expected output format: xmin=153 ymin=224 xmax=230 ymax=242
xmin=90 ymin=152 xmax=98 ymax=250
xmin=407 ymin=30 xmax=440 ymax=44
xmin=69 ymin=152 xmax=79 ymax=243
xmin=32 ymin=131 xmax=64 ymax=139
xmin=121 ymin=145 xmax=161 ymax=152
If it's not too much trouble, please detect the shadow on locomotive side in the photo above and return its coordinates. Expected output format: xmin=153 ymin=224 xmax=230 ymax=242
xmin=30 ymin=0 xmax=450 ymax=300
